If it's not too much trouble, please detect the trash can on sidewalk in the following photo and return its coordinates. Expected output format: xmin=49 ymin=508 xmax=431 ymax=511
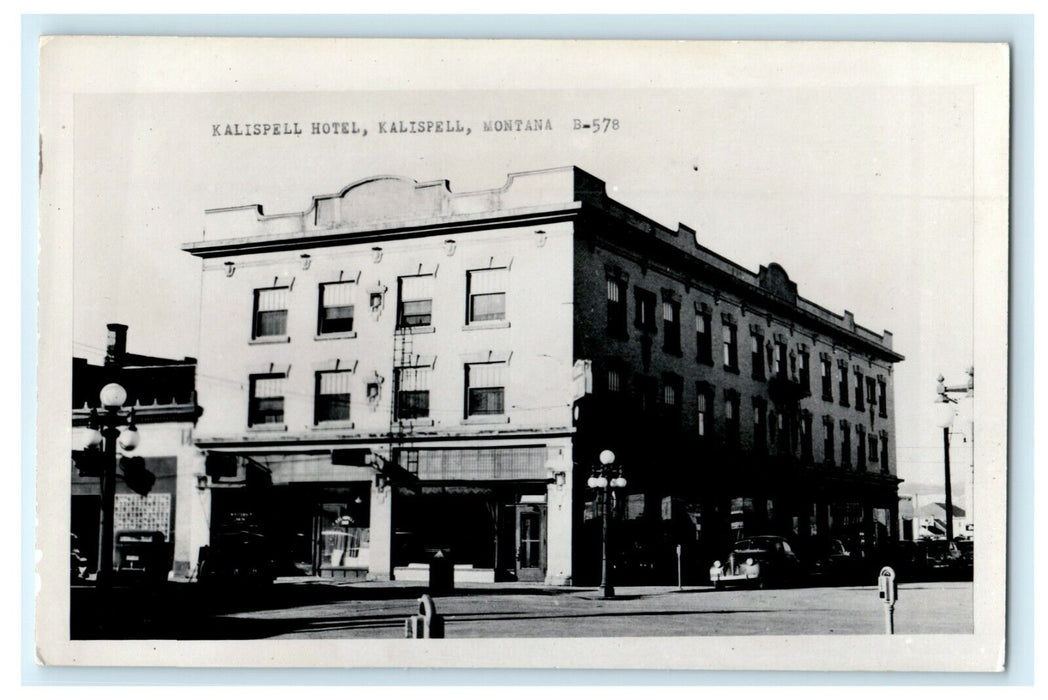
xmin=429 ymin=549 xmax=454 ymax=593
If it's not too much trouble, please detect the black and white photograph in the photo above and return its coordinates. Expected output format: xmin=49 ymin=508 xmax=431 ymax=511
xmin=36 ymin=37 xmax=1009 ymax=671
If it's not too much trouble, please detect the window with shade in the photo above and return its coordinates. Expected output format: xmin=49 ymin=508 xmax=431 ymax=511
xmin=662 ymin=300 xmax=681 ymax=354
xmin=854 ymin=369 xmax=865 ymax=412
xmin=838 ymin=362 xmax=850 ymax=408
xmin=465 ymin=362 xmax=506 ymax=416
xmin=314 ymin=370 xmax=352 ymax=424
xmin=253 ymin=287 xmax=289 ymax=339
xmin=821 ymin=356 xmax=833 ymax=401
xmin=695 ymin=310 xmax=713 ymax=365
xmin=397 ymin=274 xmax=434 ymax=328
xmin=878 ymin=378 xmax=888 ymax=417
xmin=724 ymin=391 xmax=740 ymax=445
xmin=318 ymin=281 xmax=355 ymax=335
xmin=840 ymin=420 xmax=851 ymax=467
xmin=722 ymin=323 xmax=738 ymax=371
xmin=395 ymin=366 xmax=431 ymax=420
xmin=697 ymin=388 xmax=712 ymax=438
xmin=606 ymin=278 xmax=627 ymax=337
xmin=751 ymin=332 xmax=766 ymax=380
xmin=823 ymin=417 xmax=835 ymax=465
xmin=467 ymin=268 xmax=507 ymax=323
xmin=249 ymin=374 xmax=286 ymax=426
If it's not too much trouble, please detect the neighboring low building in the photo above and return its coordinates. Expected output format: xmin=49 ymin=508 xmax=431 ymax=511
xmin=182 ymin=166 xmax=904 ymax=585
xmin=72 ymin=323 xmax=205 ymax=579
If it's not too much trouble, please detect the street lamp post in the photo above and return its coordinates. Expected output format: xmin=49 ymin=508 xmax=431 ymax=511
xmin=587 ymin=449 xmax=627 ymax=599
xmin=83 ymin=382 xmax=140 ymax=588
xmin=936 ymin=369 xmax=974 ymax=542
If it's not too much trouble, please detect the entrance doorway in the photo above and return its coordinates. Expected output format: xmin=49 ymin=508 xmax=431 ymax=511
xmin=515 ymin=504 xmax=546 ymax=582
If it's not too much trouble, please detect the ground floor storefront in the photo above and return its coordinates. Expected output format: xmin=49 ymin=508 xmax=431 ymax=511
xmin=191 ymin=438 xmax=899 ymax=588
xmin=197 ymin=437 xmax=575 ymax=585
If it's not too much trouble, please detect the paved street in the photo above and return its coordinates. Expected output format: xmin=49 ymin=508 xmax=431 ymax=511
xmin=72 ymin=579 xmax=973 ymax=639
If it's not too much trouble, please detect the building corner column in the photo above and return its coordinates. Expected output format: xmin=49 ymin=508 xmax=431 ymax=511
xmin=544 ymin=448 xmax=573 ymax=586
xmin=367 ymin=482 xmax=394 ymax=582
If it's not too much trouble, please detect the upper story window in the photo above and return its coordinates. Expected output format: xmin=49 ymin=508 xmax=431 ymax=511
xmin=751 ymin=330 xmax=766 ymax=380
xmin=821 ymin=355 xmax=833 ymax=401
xmin=840 ymin=419 xmax=852 ymax=466
xmin=866 ymin=376 xmax=878 ymax=411
xmin=662 ymin=374 xmax=682 ymax=411
xmin=724 ymin=390 xmax=740 ymax=445
xmin=318 ymin=281 xmax=355 ymax=335
xmin=606 ymin=367 xmax=622 ymax=393
xmin=634 ymin=288 xmax=657 ymax=332
xmin=868 ymin=434 xmax=879 ymax=463
xmin=722 ymin=320 xmax=739 ymax=372
xmin=838 ymin=361 xmax=850 ymax=408
xmin=398 ymin=274 xmax=434 ymax=328
xmin=467 ymin=268 xmax=507 ymax=324
xmin=253 ymin=287 xmax=289 ymax=339
xmin=801 ymin=412 xmax=813 ymax=462
xmin=465 ymin=362 xmax=505 ymax=416
xmin=823 ymin=416 xmax=835 ymax=465
xmin=774 ymin=341 xmax=788 ymax=379
xmin=606 ymin=278 xmax=627 ymax=338
xmin=854 ymin=368 xmax=865 ymax=411
xmin=696 ymin=390 xmax=710 ymax=438
xmin=753 ymin=397 xmax=767 ymax=452
xmin=856 ymin=425 xmax=867 ymax=470
xmin=799 ymin=349 xmax=811 ymax=391
xmin=315 ymin=370 xmax=352 ymax=424
xmin=880 ymin=432 xmax=890 ymax=472
xmin=249 ymin=373 xmax=286 ymax=426
xmin=662 ymin=300 xmax=681 ymax=355
xmin=395 ymin=365 xmax=432 ymax=420
xmin=877 ymin=377 xmax=888 ymax=418
xmin=695 ymin=307 xmax=713 ymax=365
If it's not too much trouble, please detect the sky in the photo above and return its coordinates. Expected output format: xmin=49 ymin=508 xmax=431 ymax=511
xmin=57 ymin=40 xmax=1000 ymax=498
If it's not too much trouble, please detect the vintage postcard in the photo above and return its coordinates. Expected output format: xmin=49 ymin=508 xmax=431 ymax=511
xmin=37 ymin=37 xmax=1009 ymax=670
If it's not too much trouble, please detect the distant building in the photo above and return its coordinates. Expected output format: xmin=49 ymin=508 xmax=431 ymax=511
xmin=899 ymin=493 xmax=970 ymax=541
xmin=182 ymin=167 xmax=903 ymax=585
xmin=72 ymin=324 xmax=204 ymax=579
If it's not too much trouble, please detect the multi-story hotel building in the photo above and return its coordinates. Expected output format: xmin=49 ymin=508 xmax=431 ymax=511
xmin=182 ymin=166 xmax=903 ymax=585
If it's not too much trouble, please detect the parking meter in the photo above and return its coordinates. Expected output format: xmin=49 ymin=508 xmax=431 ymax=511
xmin=878 ymin=566 xmax=898 ymax=603
xmin=878 ymin=566 xmax=897 ymax=634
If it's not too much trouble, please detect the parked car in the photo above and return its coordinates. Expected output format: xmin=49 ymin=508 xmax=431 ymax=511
xmin=913 ymin=538 xmax=971 ymax=580
xmin=709 ymin=535 xmax=801 ymax=589
xmin=805 ymin=537 xmax=858 ymax=584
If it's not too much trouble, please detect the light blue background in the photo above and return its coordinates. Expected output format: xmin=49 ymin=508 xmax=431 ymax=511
xmin=21 ymin=13 xmax=1034 ymax=687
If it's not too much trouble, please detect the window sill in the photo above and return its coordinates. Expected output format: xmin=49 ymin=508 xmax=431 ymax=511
xmin=462 ymin=320 xmax=510 ymax=331
xmin=723 ymin=365 xmax=740 ymax=375
xmin=315 ymin=331 xmax=358 ymax=341
xmin=461 ymin=415 xmax=510 ymax=425
xmin=664 ymin=347 xmax=682 ymax=357
xmin=249 ymin=335 xmax=290 ymax=345
xmin=247 ymin=424 xmax=288 ymax=432
xmin=396 ymin=325 xmax=436 ymax=335
xmin=397 ymin=418 xmax=435 ymax=428
xmin=822 ymin=394 xmax=834 ymax=402
xmin=313 ymin=421 xmax=355 ymax=430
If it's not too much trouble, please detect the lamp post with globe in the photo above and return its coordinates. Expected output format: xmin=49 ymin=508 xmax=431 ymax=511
xmin=587 ymin=449 xmax=627 ymax=599
xmin=81 ymin=382 xmax=141 ymax=588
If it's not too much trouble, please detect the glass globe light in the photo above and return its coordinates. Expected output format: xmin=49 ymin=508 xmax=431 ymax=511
xmin=587 ymin=477 xmax=598 ymax=489
xmin=117 ymin=425 xmax=140 ymax=451
xmin=933 ymin=397 xmax=956 ymax=429
xmin=594 ymin=476 xmax=608 ymax=489
xmin=599 ymin=449 xmax=616 ymax=465
xmin=99 ymin=383 xmax=128 ymax=409
xmin=83 ymin=428 xmax=103 ymax=449
xmin=612 ymin=476 xmax=627 ymax=489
